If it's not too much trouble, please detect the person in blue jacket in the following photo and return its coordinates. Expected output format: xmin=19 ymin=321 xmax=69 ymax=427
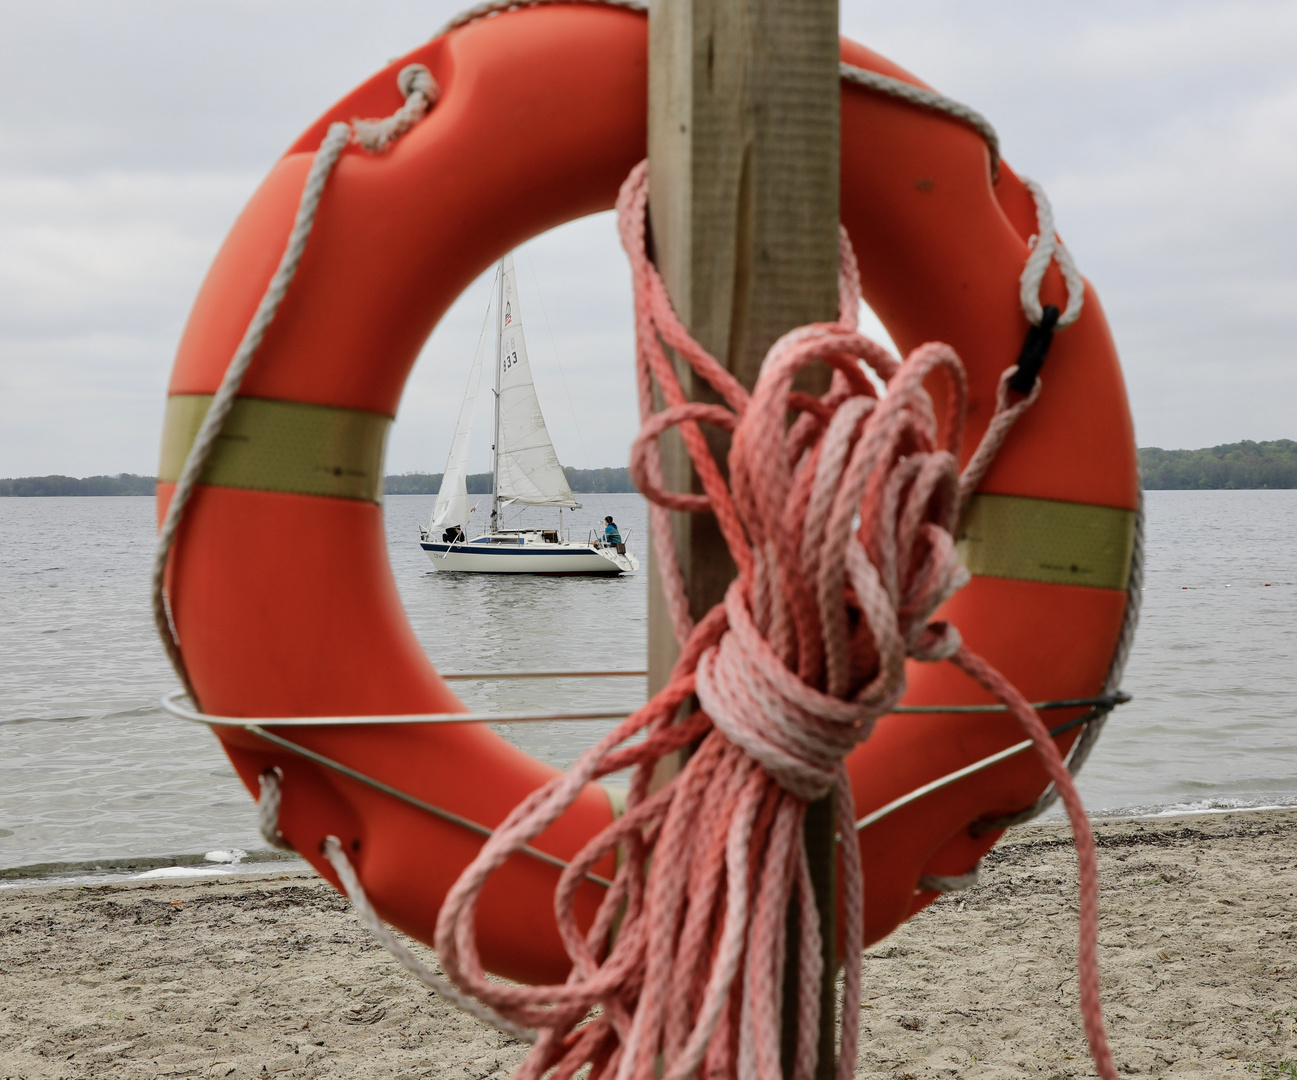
xmin=603 ymin=516 xmax=622 ymax=545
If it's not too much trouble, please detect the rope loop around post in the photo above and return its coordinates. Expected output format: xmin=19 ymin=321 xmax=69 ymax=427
xmin=429 ymin=159 xmax=1119 ymax=1080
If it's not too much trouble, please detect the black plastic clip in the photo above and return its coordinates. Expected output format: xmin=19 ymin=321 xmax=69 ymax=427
xmin=1007 ymin=303 xmax=1060 ymax=395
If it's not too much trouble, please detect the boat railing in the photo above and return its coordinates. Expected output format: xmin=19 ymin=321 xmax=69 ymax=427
xmin=589 ymin=528 xmax=632 ymax=550
xmin=422 ymin=525 xmax=469 ymax=557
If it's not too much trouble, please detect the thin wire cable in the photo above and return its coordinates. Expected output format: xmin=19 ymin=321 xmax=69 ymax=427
xmin=245 ymin=725 xmax=614 ymax=888
xmin=161 ymin=687 xmax=1125 ymax=729
xmin=160 ymin=689 xmax=638 ymax=728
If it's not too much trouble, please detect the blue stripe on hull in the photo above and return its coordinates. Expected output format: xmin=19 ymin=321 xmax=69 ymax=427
xmin=419 ymin=542 xmax=627 ymax=576
xmin=420 ymin=543 xmax=605 ymax=556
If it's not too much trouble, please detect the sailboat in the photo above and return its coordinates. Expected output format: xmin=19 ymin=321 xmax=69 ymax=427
xmin=419 ymin=254 xmax=640 ymax=575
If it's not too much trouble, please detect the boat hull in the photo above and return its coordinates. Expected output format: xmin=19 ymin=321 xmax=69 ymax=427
xmin=420 ymin=541 xmax=638 ymax=575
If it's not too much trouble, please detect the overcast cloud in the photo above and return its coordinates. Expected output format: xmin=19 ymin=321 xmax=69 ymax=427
xmin=1 ymin=0 xmax=1294 ymax=479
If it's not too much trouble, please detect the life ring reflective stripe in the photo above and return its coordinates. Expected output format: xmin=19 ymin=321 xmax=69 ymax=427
xmin=957 ymin=495 xmax=1136 ymax=592
xmin=159 ymin=396 xmax=390 ymax=502
xmin=158 ymin=4 xmax=1137 ymax=983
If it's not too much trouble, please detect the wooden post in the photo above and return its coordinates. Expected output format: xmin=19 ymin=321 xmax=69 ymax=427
xmin=646 ymin=0 xmax=841 ymax=1076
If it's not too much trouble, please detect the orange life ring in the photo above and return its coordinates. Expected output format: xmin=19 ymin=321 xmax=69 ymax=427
xmin=157 ymin=2 xmax=1138 ymax=985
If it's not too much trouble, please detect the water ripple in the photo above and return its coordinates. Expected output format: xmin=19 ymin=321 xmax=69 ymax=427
xmin=2 ymin=490 xmax=1295 ymax=868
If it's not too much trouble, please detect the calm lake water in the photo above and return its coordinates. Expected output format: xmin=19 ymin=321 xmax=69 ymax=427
xmin=1 ymin=489 xmax=1294 ymax=876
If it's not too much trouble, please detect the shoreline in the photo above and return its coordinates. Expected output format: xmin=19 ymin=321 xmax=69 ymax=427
xmin=6 ymin=797 xmax=1296 ymax=888
xmin=2 ymin=809 xmax=1295 ymax=1078
xmin=0 ymin=852 xmax=307 ymax=893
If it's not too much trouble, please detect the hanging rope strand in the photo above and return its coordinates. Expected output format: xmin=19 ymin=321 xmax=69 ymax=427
xmin=432 ymin=159 xmax=1118 ymax=1080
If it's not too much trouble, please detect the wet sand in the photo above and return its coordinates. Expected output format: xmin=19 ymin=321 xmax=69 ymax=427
xmin=2 ymin=810 xmax=1294 ymax=1079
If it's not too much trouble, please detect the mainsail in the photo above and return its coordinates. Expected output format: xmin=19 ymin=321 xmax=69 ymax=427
xmin=494 ymin=255 xmax=580 ymax=510
xmin=430 ymin=300 xmax=490 ymax=530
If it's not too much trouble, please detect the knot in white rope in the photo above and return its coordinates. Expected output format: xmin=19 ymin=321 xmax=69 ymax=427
xmin=397 ymin=63 xmax=436 ymax=100
xmin=352 ymin=63 xmax=439 ymax=153
xmin=1019 ymin=176 xmax=1084 ymax=329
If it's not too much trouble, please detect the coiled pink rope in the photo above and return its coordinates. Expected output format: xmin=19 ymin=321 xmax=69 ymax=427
xmin=434 ymin=160 xmax=1117 ymax=1080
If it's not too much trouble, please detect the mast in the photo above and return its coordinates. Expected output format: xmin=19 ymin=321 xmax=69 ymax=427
xmin=490 ymin=257 xmax=504 ymax=532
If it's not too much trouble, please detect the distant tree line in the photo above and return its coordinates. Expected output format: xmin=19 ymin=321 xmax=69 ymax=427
xmin=382 ymin=472 xmax=484 ymax=495
xmin=1139 ymin=440 xmax=1297 ymax=490
xmin=0 ymin=473 xmax=156 ymax=496
xmin=11 ymin=447 xmax=1296 ymax=494
xmin=0 ymin=467 xmax=638 ymax=497
xmin=383 ymin=466 xmax=637 ymax=495
xmin=380 ymin=472 xmax=449 ymax=495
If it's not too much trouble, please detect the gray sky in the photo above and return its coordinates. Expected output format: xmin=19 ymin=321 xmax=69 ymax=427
xmin=2 ymin=1 xmax=1294 ymax=479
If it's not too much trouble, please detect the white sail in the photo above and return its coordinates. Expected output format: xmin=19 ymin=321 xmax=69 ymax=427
xmin=431 ymin=300 xmax=491 ymax=531
xmin=494 ymin=254 xmax=580 ymax=510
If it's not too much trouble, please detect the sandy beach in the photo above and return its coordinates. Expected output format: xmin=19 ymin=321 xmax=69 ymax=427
xmin=2 ymin=810 xmax=1294 ymax=1079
